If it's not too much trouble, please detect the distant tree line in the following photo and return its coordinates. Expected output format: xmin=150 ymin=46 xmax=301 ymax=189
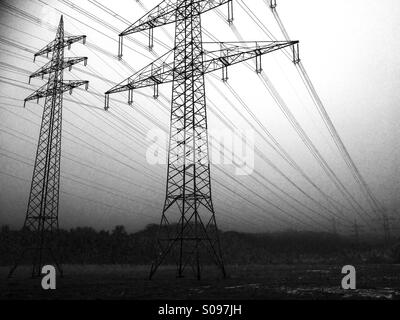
xmin=0 ymin=224 xmax=399 ymax=266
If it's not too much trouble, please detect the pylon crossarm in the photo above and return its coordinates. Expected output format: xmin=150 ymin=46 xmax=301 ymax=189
xmin=105 ymin=40 xmax=297 ymax=100
xmin=120 ymin=0 xmax=229 ymax=36
xmin=24 ymin=80 xmax=89 ymax=103
xmin=107 ymin=49 xmax=175 ymax=95
xmin=203 ymin=41 xmax=298 ymax=70
xmin=29 ymin=57 xmax=88 ymax=81
xmin=34 ymin=35 xmax=86 ymax=61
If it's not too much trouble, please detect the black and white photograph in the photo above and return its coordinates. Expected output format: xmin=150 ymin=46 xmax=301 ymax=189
xmin=0 ymin=0 xmax=399 ymax=312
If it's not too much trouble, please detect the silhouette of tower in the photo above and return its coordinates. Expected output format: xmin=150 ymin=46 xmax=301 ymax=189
xmin=352 ymin=220 xmax=361 ymax=244
xmin=105 ymin=0 xmax=298 ymax=279
xmin=382 ymin=214 xmax=391 ymax=245
xmin=9 ymin=16 xmax=88 ymax=278
xmin=331 ymin=217 xmax=338 ymax=235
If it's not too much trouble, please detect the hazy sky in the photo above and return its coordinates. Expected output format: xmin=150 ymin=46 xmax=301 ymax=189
xmin=0 ymin=0 xmax=399 ymax=235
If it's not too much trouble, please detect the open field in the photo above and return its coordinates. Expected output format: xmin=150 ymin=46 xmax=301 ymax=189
xmin=1 ymin=264 xmax=400 ymax=300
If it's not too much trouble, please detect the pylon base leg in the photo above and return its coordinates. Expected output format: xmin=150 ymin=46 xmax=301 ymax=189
xmin=8 ymin=247 xmax=63 ymax=279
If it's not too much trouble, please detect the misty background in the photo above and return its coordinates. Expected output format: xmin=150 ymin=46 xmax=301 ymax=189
xmin=0 ymin=0 xmax=399 ymax=236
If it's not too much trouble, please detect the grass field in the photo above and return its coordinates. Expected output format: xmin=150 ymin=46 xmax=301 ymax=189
xmin=1 ymin=264 xmax=400 ymax=300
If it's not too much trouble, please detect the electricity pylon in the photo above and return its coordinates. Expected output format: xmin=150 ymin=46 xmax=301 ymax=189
xmin=332 ymin=217 xmax=338 ymax=236
xmin=105 ymin=0 xmax=299 ymax=280
xmin=382 ymin=214 xmax=394 ymax=245
xmin=373 ymin=213 xmax=397 ymax=247
xmin=352 ymin=219 xmax=364 ymax=245
xmin=8 ymin=16 xmax=89 ymax=278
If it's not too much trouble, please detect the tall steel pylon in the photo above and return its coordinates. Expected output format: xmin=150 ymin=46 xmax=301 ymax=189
xmin=9 ymin=16 xmax=89 ymax=278
xmin=373 ymin=213 xmax=397 ymax=247
xmin=331 ymin=217 xmax=338 ymax=236
xmin=105 ymin=0 xmax=299 ymax=279
xmin=353 ymin=220 xmax=360 ymax=244
xmin=382 ymin=214 xmax=392 ymax=245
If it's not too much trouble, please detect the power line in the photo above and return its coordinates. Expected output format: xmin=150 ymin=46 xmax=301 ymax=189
xmin=258 ymin=72 xmax=377 ymax=230
xmin=0 ymin=105 xmax=279 ymax=232
xmin=0 ymin=0 xmax=384 ymax=238
xmin=0 ymin=13 xmax=352 ymax=231
xmin=267 ymin=2 xmax=385 ymax=221
xmin=216 ymin=10 xmax=378 ymax=230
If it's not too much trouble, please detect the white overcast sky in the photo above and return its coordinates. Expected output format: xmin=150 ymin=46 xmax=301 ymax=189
xmin=0 ymin=0 xmax=399 ymax=234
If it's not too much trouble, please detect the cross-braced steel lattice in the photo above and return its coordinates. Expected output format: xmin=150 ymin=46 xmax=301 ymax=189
xmin=105 ymin=0 xmax=299 ymax=280
xmin=9 ymin=16 xmax=88 ymax=278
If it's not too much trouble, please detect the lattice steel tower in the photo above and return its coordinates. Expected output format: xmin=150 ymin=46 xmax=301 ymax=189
xmin=9 ymin=16 xmax=88 ymax=278
xmin=105 ymin=0 xmax=299 ymax=279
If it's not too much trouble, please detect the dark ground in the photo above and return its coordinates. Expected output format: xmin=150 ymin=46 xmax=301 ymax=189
xmin=1 ymin=264 xmax=399 ymax=300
